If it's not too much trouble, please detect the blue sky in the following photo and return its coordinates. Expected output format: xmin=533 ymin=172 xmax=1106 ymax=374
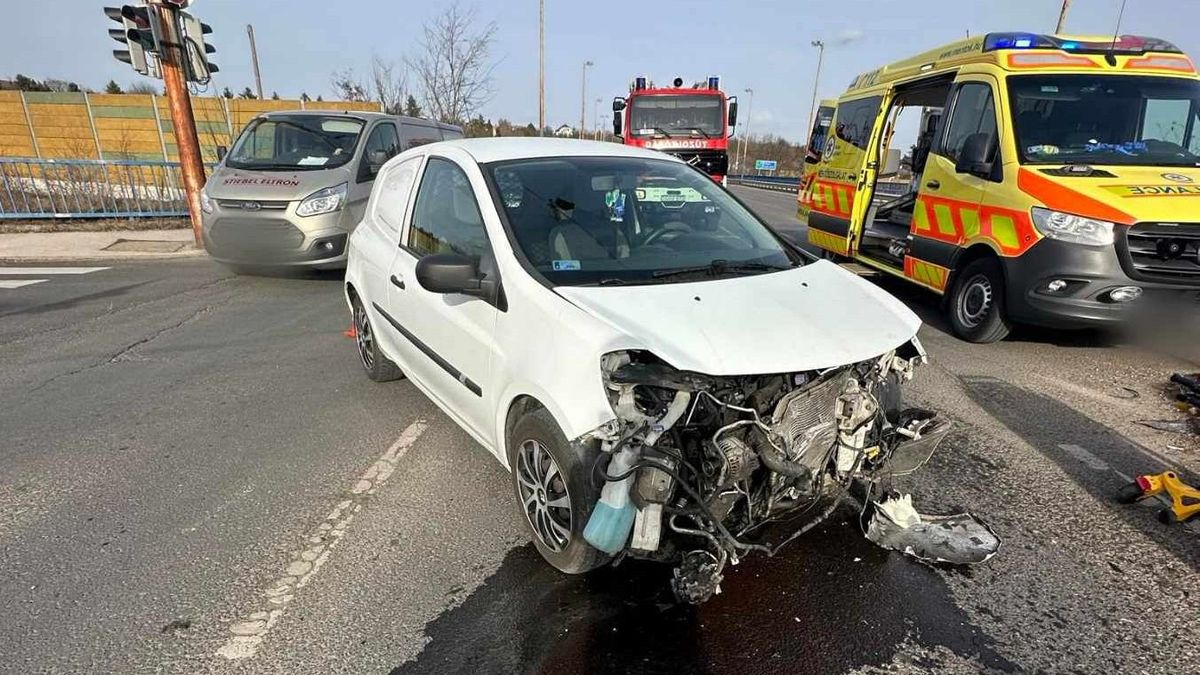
xmin=7 ymin=0 xmax=1200 ymax=141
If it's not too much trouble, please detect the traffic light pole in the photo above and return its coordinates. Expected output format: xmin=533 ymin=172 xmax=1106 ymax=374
xmin=156 ymin=4 xmax=206 ymax=247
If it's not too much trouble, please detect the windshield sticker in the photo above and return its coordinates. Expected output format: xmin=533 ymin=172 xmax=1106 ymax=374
xmin=1084 ymin=140 xmax=1149 ymax=155
xmin=1040 ymin=86 xmax=1060 ymax=93
xmin=551 ymin=259 xmax=581 ymax=271
xmin=298 ymin=156 xmax=329 ymax=166
xmin=1103 ymin=184 xmax=1200 ymax=197
xmin=634 ymin=187 xmax=709 ymax=204
xmin=605 ymin=189 xmax=627 ymax=222
xmin=1027 ymin=145 xmax=1060 ymax=156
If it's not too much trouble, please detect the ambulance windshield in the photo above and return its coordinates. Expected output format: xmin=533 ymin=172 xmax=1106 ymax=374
xmin=1009 ymin=75 xmax=1200 ymax=166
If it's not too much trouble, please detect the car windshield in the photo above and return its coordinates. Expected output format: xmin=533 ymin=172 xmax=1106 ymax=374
xmin=225 ymin=115 xmax=364 ymax=170
xmin=630 ymin=95 xmax=724 ymax=137
xmin=487 ymin=156 xmax=801 ymax=286
xmin=1009 ymin=75 xmax=1200 ymax=166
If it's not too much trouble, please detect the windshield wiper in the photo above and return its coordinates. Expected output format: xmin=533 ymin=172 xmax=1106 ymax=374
xmin=674 ymin=126 xmax=712 ymax=139
xmin=651 ymin=260 xmax=790 ymax=280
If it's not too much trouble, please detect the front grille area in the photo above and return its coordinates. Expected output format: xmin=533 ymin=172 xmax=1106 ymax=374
xmin=664 ymin=149 xmax=729 ymax=176
xmin=1120 ymin=222 xmax=1200 ymax=284
xmin=208 ymin=218 xmax=305 ymax=261
xmin=216 ymin=199 xmax=290 ymax=211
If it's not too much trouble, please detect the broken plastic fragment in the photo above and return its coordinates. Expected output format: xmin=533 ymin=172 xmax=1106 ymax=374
xmin=865 ymin=493 xmax=1000 ymax=564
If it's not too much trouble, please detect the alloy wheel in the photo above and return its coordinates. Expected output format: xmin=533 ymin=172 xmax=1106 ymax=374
xmin=354 ymin=303 xmax=375 ymax=370
xmin=515 ymin=439 xmax=572 ymax=552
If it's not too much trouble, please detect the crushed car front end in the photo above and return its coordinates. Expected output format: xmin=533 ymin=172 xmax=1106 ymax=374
xmin=579 ymin=338 xmax=956 ymax=602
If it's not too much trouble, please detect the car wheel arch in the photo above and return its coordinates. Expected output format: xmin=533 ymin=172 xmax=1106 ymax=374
xmin=946 ymin=243 xmax=1006 ymax=301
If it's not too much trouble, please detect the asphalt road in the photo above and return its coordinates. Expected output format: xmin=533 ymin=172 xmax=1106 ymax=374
xmin=1 ymin=189 xmax=1197 ymax=674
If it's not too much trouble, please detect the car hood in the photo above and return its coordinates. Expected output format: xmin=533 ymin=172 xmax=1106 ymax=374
xmin=554 ymin=260 xmax=921 ymax=375
xmin=205 ymin=165 xmax=350 ymax=201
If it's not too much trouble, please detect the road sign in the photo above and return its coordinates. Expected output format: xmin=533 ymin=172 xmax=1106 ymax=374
xmin=754 ymin=159 xmax=778 ymax=171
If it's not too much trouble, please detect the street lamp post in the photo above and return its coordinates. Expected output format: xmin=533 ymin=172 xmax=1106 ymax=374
xmin=740 ymin=88 xmax=754 ymax=177
xmin=594 ymin=97 xmax=602 ymax=139
xmin=806 ymin=40 xmax=826 ymax=150
xmin=538 ymin=0 xmax=545 ymax=136
xmin=580 ymin=60 xmax=594 ymax=139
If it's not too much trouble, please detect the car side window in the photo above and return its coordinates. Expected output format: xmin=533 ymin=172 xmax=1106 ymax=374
xmin=941 ymin=83 xmax=997 ymax=163
xmin=401 ymin=123 xmax=442 ymax=150
xmin=406 ymin=157 xmax=489 ymax=258
xmin=374 ymin=157 xmax=422 ymax=237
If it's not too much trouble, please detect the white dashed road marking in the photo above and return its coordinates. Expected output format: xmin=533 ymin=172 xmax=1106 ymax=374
xmin=0 ymin=279 xmax=47 ymax=289
xmin=216 ymin=419 xmax=429 ymax=661
xmin=0 ymin=266 xmax=109 ymax=275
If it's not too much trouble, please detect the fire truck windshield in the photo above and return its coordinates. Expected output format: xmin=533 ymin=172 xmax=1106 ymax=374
xmin=630 ymin=95 xmax=724 ymax=137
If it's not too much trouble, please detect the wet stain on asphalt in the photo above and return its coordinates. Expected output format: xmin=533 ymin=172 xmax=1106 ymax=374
xmin=391 ymin=509 xmax=1014 ymax=675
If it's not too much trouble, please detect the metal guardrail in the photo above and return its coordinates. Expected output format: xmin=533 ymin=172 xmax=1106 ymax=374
xmin=0 ymin=157 xmax=213 ymax=220
xmin=729 ymin=174 xmax=909 ymax=199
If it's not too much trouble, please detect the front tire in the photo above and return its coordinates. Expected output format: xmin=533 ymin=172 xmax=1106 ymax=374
xmin=508 ymin=408 xmax=609 ymax=574
xmin=948 ymin=257 xmax=1011 ymax=343
xmin=351 ymin=296 xmax=403 ymax=382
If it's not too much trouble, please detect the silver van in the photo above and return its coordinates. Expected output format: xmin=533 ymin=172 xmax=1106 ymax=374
xmin=200 ymin=110 xmax=463 ymax=270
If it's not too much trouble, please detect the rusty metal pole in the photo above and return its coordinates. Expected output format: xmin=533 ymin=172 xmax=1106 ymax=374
xmin=156 ymin=4 xmax=206 ymax=246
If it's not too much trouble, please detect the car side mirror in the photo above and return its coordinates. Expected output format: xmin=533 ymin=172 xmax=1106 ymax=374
xmin=612 ymin=110 xmax=623 ymax=137
xmin=728 ymin=100 xmax=738 ymax=127
xmin=955 ymin=132 xmax=995 ymax=177
xmin=215 ymin=145 xmax=227 ymax=161
xmin=415 ymin=253 xmax=500 ymax=305
xmin=612 ymin=97 xmax=626 ymax=113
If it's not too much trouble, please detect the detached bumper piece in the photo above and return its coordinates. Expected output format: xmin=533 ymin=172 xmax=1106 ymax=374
xmin=866 ymin=493 xmax=1001 ymax=564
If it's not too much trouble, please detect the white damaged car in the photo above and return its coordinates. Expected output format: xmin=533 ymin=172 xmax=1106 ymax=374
xmin=344 ymin=138 xmax=993 ymax=602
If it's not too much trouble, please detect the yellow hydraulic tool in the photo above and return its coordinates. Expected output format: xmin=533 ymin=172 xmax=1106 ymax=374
xmin=1118 ymin=471 xmax=1200 ymax=524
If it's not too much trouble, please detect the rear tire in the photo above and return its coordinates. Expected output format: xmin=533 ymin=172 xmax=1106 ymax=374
xmin=351 ymin=295 xmax=403 ymax=382
xmin=948 ymin=257 xmax=1011 ymax=343
xmin=508 ymin=407 xmax=609 ymax=574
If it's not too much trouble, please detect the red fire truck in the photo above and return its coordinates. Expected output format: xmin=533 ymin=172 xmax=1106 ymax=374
xmin=612 ymin=76 xmax=738 ymax=183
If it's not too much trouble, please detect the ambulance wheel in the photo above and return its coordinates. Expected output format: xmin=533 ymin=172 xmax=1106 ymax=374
xmin=948 ymin=258 xmax=1011 ymax=343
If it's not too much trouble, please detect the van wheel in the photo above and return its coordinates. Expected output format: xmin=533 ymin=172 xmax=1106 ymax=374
xmin=351 ymin=296 xmax=403 ymax=382
xmin=508 ymin=408 xmax=609 ymax=574
xmin=948 ymin=257 xmax=1011 ymax=343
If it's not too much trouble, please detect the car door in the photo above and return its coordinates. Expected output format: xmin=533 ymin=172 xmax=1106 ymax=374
xmin=384 ymin=154 xmax=500 ymax=444
xmin=354 ymin=155 xmax=423 ymax=359
xmin=906 ymin=76 xmax=1001 ymax=291
xmin=347 ymin=122 xmax=401 ymax=225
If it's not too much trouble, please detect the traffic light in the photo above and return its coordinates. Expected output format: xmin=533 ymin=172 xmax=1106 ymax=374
xmin=104 ymin=5 xmax=163 ymax=75
xmin=179 ymin=10 xmax=218 ymax=82
xmin=104 ymin=5 xmax=150 ymax=75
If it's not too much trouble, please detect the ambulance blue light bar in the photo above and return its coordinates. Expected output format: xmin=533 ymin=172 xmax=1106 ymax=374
xmin=983 ymin=32 xmax=1181 ymax=54
xmin=707 ymin=76 xmax=719 ymax=90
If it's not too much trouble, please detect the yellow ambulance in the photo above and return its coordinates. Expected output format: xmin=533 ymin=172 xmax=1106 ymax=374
xmin=798 ymin=33 xmax=1200 ymax=342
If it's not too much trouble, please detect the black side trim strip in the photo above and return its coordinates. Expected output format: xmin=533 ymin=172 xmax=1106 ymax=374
xmin=372 ymin=302 xmax=482 ymax=397
xmin=908 ymin=234 xmax=960 ymax=269
xmin=808 ymin=210 xmax=852 ymax=238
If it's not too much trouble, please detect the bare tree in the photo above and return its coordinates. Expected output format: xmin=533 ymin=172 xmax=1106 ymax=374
xmin=126 ymin=81 xmax=157 ymax=95
xmin=370 ymin=57 xmax=409 ymax=114
xmin=330 ymin=68 xmax=369 ymax=102
xmin=407 ymin=3 xmax=498 ymax=124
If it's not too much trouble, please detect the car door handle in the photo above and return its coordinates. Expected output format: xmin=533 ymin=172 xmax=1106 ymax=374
xmin=390 ymin=275 xmax=405 ymax=290
xmin=925 ymin=180 xmax=941 ymax=190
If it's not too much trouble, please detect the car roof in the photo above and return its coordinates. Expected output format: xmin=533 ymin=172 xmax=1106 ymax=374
xmin=433 ymin=137 xmax=683 ymax=165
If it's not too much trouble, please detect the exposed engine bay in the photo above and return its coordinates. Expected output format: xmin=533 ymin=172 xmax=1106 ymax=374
xmin=582 ymin=338 xmax=979 ymax=603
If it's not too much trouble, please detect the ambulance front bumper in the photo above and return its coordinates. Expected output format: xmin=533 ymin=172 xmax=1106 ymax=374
xmin=1003 ymin=237 xmax=1200 ymax=329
